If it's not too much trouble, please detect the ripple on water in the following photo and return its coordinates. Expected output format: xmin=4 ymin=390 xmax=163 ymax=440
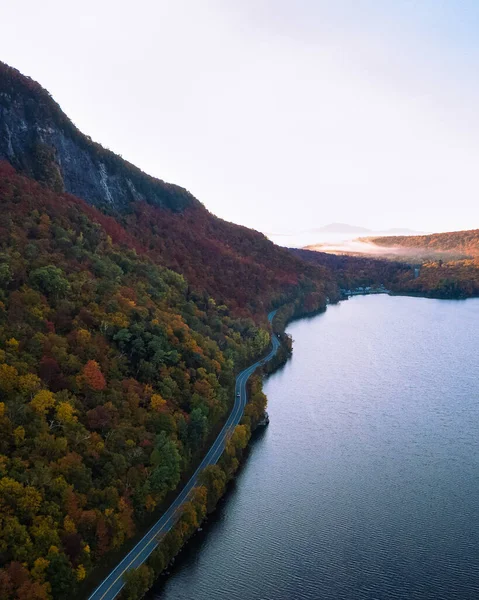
xmin=148 ymin=296 xmax=479 ymax=600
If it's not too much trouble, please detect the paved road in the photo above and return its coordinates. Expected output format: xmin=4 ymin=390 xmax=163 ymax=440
xmin=88 ymin=310 xmax=280 ymax=600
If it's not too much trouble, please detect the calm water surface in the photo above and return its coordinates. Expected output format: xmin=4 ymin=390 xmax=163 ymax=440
xmin=149 ymin=295 xmax=479 ymax=600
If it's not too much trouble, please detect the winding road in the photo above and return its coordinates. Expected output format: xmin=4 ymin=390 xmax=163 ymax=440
xmin=88 ymin=310 xmax=280 ymax=600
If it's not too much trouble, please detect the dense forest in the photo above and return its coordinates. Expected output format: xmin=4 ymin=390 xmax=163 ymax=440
xmin=292 ymin=246 xmax=479 ymax=300
xmin=0 ymin=164 xmax=283 ymax=599
xmin=361 ymin=231 xmax=479 ymax=298
xmin=0 ymin=61 xmax=338 ymax=319
xmin=115 ymin=204 xmax=339 ymax=318
xmin=368 ymin=229 xmax=479 ymax=257
xmin=289 ymin=249 xmax=414 ymax=290
xmin=2 ymin=60 xmax=476 ymax=600
xmin=391 ymin=259 xmax=479 ymax=298
xmin=0 ymin=62 xmax=344 ymax=599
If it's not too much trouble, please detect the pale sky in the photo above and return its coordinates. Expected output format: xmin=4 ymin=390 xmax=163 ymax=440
xmin=2 ymin=0 xmax=479 ymax=234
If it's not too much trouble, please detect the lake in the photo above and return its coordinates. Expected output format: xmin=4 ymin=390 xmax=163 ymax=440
xmin=148 ymin=295 xmax=479 ymax=600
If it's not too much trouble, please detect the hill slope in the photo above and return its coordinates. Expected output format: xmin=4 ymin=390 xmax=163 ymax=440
xmin=0 ymin=62 xmax=336 ymax=318
xmin=0 ymin=63 xmax=346 ymax=598
xmin=342 ymin=230 xmax=479 ymax=299
xmin=368 ymin=229 xmax=479 ymax=257
xmin=0 ymin=162 xmax=284 ymax=599
xmin=290 ymin=248 xmax=413 ymax=289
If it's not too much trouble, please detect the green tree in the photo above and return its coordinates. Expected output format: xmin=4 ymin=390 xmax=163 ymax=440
xmin=29 ymin=266 xmax=70 ymax=299
xmin=45 ymin=549 xmax=77 ymax=599
xmin=122 ymin=565 xmax=154 ymax=600
xmin=188 ymin=407 xmax=208 ymax=447
xmin=149 ymin=432 xmax=181 ymax=499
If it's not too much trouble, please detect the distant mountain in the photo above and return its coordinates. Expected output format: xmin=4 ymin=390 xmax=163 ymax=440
xmin=311 ymin=223 xmax=372 ymax=234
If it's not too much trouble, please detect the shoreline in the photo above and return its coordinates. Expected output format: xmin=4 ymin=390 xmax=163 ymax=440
xmin=142 ymin=296 xmax=336 ymax=599
xmin=83 ymin=287 xmax=475 ymax=599
xmin=151 ymin=294 xmax=479 ymax=600
xmin=84 ymin=310 xmax=286 ymax=600
xmin=122 ymin=290 xmax=476 ymax=599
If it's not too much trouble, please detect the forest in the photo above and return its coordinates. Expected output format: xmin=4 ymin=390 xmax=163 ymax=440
xmin=0 ymin=161 xmax=476 ymax=597
xmin=0 ymin=61 xmax=339 ymax=320
xmin=292 ymin=246 xmax=479 ymax=300
xmin=0 ymin=61 xmax=340 ymax=596
xmin=0 ymin=163 xmax=280 ymax=599
xmin=391 ymin=258 xmax=479 ymax=298
xmin=361 ymin=231 xmax=479 ymax=298
xmin=289 ymin=249 xmax=414 ymax=290
xmin=368 ymin=229 xmax=479 ymax=258
xmin=1 ymin=60 xmax=478 ymax=600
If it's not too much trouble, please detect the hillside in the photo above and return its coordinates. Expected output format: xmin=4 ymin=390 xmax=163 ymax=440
xmin=0 ymin=62 xmax=336 ymax=319
xmin=359 ymin=230 xmax=479 ymax=298
xmin=368 ymin=229 xmax=479 ymax=257
xmin=293 ymin=245 xmax=479 ymax=300
xmin=0 ymin=163 xmax=287 ymax=599
xmin=0 ymin=64 xmax=347 ymax=599
xmin=393 ymin=258 xmax=479 ymax=298
xmin=290 ymin=248 xmax=413 ymax=289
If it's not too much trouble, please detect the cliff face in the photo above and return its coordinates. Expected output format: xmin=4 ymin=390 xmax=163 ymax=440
xmin=0 ymin=61 xmax=197 ymax=212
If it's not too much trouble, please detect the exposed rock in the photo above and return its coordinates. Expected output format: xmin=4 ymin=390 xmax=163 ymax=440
xmin=0 ymin=62 xmax=198 ymax=213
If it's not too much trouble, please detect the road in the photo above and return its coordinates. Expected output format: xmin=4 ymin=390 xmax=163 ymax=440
xmin=88 ymin=310 xmax=280 ymax=600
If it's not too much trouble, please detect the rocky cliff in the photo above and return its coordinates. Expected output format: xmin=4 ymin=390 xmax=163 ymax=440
xmin=0 ymin=61 xmax=197 ymax=212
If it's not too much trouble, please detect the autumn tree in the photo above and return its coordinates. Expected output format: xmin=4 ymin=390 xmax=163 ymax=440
xmin=122 ymin=564 xmax=154 ymax=600
xmin=81 ymin=360 xmax=106 ymax=391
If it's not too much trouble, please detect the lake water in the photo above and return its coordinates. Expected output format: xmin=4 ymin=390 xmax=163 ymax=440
xmin=148 ymin=295 xmax=479 ymax=600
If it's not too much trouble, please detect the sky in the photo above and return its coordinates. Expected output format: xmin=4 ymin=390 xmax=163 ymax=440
xmin=2 ymin=0 xmax=479 ymax=235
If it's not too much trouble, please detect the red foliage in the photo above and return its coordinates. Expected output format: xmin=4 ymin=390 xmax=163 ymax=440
xmin=0 ymin=161 xmax=334 ymax=318
xmin=82 ymin=360 xmax=106 ymax=391
xmin=6 ymin=563 xmax=29 ymax=588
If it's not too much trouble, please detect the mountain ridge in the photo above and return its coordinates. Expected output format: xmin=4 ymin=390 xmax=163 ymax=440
xmin=0 ymin=63 xmax=343 ymax=598
xmin=0 ymin=61 xmax=197 ymax=213
xmin=0 ymin=61 xmax=337 ymax=318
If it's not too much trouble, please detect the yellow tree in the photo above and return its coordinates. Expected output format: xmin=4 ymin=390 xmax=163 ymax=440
xmin=30 ymin=390 xmax=55 ymax=415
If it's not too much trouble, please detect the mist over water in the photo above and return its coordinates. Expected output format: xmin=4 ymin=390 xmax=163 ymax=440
xmin=267 ymin=230 xmax=365 ymax=248
xmin=149 ymin=295 xmax=479 ymax=600
xmin=305 ymin=239 xmax=407 ymax=255
xmin=266 ymin=230 xmax=423 ymax=255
